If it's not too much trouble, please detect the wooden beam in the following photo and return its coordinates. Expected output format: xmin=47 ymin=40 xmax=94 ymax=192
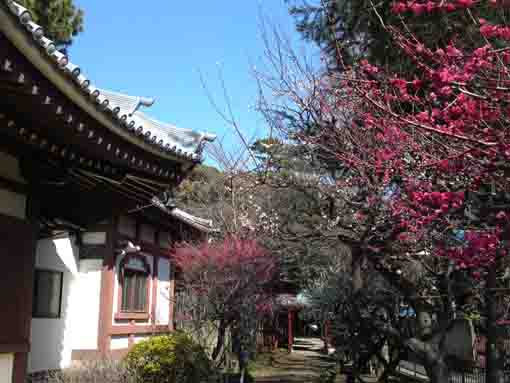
xmin=109 ymin=325 xmax=171 ymax=336
xmin=0 ymin=342 xmax=29 ymax=353
xmin=97 ymin=220 xmax=116 ymax=355
xmin=151 ymin=254 xmax=159 ymax=327
xmin=168 ymin=264 xmax=175 ymax=332
xmin=0 ymin=80 xmax=33 ymax=96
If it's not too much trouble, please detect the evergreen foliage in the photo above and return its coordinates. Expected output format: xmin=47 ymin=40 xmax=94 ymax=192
xmin=18 ymin=0 xmax=84 ymax=51
xmin=286 ymin=0 xmax=510 ymax=70
xmin=124 ymin=333 xmax=215 ymax=383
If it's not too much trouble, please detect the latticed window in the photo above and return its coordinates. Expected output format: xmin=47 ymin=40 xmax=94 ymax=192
xmin=121 ymin=270 xmax=148 ymax=312
xmin=33 ymin=270 xmax=63 ymax=318
xmin=120 ymin=256 xmax=149 ymax=312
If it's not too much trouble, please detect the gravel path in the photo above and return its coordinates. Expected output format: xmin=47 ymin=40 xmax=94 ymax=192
xmin=252 ymin=337 xmax=340 ymax=383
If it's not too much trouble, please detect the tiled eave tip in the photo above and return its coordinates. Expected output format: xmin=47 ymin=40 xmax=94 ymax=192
xmin=151 ymin=196 xmax=218 ymax=233
xmin=2 ymin=0 xmax=216 ymax=162
xmin=170 ymin=207 xmax=219 ymax=234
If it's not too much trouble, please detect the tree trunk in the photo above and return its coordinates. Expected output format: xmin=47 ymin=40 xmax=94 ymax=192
xmin=406 ymin=336 xmax=449 ymax=383
xmin=348 ymin=245 xmax=364 ymax=383
xmin=377 ymin=348 xmax=400 ymax=383
xmin=424 ymin=356 xmax=449 ymax=383
xmin=352 ymin=246 xmax=364 ymax=292
xmin=212 ymin=319 xmax=227 ymax=361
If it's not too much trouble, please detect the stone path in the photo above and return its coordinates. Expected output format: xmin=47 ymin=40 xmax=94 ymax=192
xmin=252 ymin=337 xmax=340 ymax=383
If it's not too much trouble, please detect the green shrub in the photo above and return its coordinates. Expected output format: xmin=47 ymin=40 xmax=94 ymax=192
xmin=124 ymin=332 xmax=215 ymax=383
xmin=36 ymin=360 xmax=137 ymax=383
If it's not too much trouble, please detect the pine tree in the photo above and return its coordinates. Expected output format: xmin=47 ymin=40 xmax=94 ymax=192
xmin=18 ymin=0 xmax=84 ymax=51
xmin=286 ymin=0 xmax=510 ymax=71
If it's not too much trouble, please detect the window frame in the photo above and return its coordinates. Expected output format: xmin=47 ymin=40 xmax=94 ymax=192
xmin=116 ymin=254 xmax=151 ymax=318
xmin=33 ymin=269 xmax=64 ymax=319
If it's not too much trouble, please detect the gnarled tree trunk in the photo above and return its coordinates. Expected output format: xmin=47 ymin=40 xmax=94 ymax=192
xmin=212 ymin=318 xmax=227 ymax=361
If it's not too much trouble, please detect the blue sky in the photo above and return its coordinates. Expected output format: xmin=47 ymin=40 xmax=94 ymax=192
xmin=70 ymin=1 xmax=305 ymax=167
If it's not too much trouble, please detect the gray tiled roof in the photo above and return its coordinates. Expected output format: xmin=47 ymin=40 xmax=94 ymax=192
xmin=131 ymin=111 xmax=212 ymax=156
xmin=3 ymin=1 xmax=216 ymax=161
xmin=98 ymin=88 xmax=151 ymax=117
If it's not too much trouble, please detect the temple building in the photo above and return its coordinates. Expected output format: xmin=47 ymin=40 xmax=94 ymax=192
xmin=0 ymin=1 xmax=216 ymax=382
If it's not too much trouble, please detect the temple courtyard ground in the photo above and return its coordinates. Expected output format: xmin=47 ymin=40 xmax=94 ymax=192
xmin=250 ymin=337 xmax=344 ymax=383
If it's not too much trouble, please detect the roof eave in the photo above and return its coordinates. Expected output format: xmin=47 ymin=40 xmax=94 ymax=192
xmin=0 ymin=2 xmax=197 ymax=165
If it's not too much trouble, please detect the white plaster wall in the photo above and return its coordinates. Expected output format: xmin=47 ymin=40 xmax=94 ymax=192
xmin=156 ymin=258 xmax=171 ymax=325
xmin=110 ymin=336 xmax=129 ymax=350
xmin=112 ymin=253 xmax=153 ymax=326
xmin=133 ymin=335 xmax=150 ymax=344
xmin=29 ymin=237 xmax=79 ymax=373
xmin=69 ymin=260 xmax=102 ymax=350
xmin=0 ymin=354 xmax=13 ymax=383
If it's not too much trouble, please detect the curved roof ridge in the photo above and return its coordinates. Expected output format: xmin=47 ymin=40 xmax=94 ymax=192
xmin=137 ymin=111 xmax=198 ymax=136
xmin=2 ymin=0 xmax=215 ymax=161
xmin=146 ymin=113 xmax=217 ymax=142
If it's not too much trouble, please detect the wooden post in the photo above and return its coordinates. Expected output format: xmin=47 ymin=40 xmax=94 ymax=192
xmin=288 ymin=309 xmax=293 ymax=353
xmin=97 ymin=220 xmax=116 ymax=357
xmin=168 ymin=263 xmax=176 ymax=331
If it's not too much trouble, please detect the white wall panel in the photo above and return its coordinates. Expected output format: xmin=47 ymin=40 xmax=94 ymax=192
xmin=156 ymin=258 xmax=170 ymax=325
xmin=0 ymin=354 xmax=13 ymax=383
xmin=134 ymin=335 xmax=150 ymax=344
xmin=110 ymin=336 xmax=129 ymax=350
xmin=69 ymin=260 xmax=102 ymax=350
xmin=29 ymin=237 xmax=79 ymax=372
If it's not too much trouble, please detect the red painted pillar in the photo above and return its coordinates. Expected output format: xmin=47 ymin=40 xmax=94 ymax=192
xmin=288 ymin=309 xmax=293 ymax=353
